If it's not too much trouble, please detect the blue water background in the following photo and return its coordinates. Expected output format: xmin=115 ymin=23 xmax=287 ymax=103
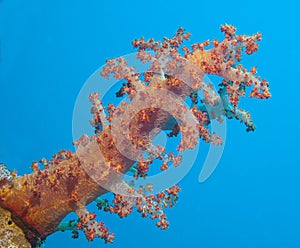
xmin=1 ymin=0 xmax=300 ymax=247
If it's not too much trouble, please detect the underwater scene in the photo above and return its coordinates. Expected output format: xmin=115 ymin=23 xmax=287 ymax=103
xmin=0 ymin=0 xmax=300 ymax=247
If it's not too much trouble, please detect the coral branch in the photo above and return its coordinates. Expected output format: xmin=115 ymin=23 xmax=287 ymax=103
xmin=0 ymin=25 xmax=270 ymax=247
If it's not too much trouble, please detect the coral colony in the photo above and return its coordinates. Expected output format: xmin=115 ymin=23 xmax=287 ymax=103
xmin=0 ymin=24 xmax=270 ymax=247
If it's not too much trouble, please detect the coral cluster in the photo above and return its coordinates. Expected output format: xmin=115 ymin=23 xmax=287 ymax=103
xmin=0 ymin=24 xmax=270 ymax=247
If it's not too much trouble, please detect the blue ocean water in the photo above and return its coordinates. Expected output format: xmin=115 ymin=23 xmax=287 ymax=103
xmin=0 ymin=0 xmax=300 ymax=247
